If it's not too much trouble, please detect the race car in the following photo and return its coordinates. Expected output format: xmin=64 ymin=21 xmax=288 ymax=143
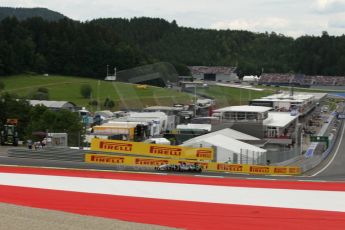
xmin=155 ymin=163 xmax=202 ymax=173
xmin=155 ymin=164 xmax=177 ymax=171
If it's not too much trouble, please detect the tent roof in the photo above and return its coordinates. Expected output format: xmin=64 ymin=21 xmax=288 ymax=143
xmin=183 ymin=128 xmax=259 ymax=146
xmin=181 ymin=134 xmax=266 ymax=154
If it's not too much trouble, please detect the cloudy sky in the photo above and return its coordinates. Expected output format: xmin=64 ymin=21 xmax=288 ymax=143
xmin=2 ymin=0 xmax=345 ymax=37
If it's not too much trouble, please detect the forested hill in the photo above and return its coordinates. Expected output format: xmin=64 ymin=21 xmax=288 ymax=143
xmin=0 ymin=10 xmax=345 ymax=79
xmin=0 ymin=7 xmax=65 ymax=21
xmin=92 ymin=18 xmax=345 ymax=77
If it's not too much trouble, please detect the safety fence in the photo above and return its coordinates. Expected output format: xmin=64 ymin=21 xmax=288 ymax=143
xmin=7 ymin=147 xmax=86 ymax=162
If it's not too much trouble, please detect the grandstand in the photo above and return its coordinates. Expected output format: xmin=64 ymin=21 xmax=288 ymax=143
xmin=258 ymin=73 xmax=294 ymax=86
xmin=189 ymin=66 xmax=238 ymax=82
xmin=258 ymin=73 xmax=345 ymax=87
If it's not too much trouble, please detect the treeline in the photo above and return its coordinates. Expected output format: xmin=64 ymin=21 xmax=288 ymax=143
xmin=1 ymin=15 xmax=345 ymax=78
xmin=0 ymin=7 xmax=65 ymax=21
xmin=0 ymin=17 xmax=149 ymax=77
xmin=0 ymin=93 xmax=83 ymax=146
xmin=95 ymin=18 xmax=345 ymax=76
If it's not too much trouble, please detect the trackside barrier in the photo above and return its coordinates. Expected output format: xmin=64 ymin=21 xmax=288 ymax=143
xmin=85 ymin=153 xmax=301 ymax=175
xmin=90 ymin=138 xmax=214 ymax=161
xmin=85 ymin=154 xmax=210 ymax=169
xmin=211 ymin=163 xmax=301 ymax=175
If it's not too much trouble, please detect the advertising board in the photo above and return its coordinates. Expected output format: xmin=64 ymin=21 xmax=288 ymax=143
xmin=90 ymin=138 xmax=214 ymax=160
xmin=85 ymin=153 xmax=301 ymax=175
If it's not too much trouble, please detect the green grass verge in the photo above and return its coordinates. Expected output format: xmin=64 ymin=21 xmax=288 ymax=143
xmin=196 ymin=85 xmax=272 ymax=108
xmin=0 ymin=74 xmax=193 ymax=111
xmin=5 ymin=75 xmax=323 ymax=111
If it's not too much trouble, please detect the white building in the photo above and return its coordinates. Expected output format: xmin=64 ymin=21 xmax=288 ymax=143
xmin=213 ymin=105 xmax=299 ymax=146
xmin=250 ymin=93 xmax=316 ymax=115
xmin=214 ymin=105 xmax=272 ymax=122
xmin=263 ymin=112 xmax=299 ymax=145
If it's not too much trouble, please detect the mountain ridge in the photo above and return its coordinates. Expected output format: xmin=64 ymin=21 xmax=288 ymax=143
xmin=0 ymin=7 xmax=66 ymax=21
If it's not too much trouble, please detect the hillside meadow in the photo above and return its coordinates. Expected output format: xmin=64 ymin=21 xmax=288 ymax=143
xmin=1 ymin=75 xmax=278 ymax=110
xmin=0 ymin=75 xmax=193 ymax=110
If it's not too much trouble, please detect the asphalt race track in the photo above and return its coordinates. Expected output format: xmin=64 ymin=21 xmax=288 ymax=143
xmin=307 ymin=118 xmax=345 ymax=180
xmin=1 ymin=165 xmax=345 ymax=230
xmin=0 ymin=153 xmax=344 ymax=230
xmin=1 ymin=132 xmax=345 ymax=181
xmin=0 ymin=120 xmax=345 ymax=230
xmin=0 ymin=155 xmax=313 ymax=181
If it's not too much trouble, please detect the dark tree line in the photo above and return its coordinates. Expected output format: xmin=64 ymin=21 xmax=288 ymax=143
xmin=0 ymin=93 xmax=83 ymax=146
xmin=0 ymin=17 xmax=149 ymax=78
xmin=1 ymin=15 xmax=345 ymax=78
xmin=0 ymin=7 xmax=65 ymax=21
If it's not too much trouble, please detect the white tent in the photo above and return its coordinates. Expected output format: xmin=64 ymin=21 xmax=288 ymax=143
xmin=183 ymin=128 xmax=259 ymax=145
xmin=181 ymin=134 xmax=266 ymax=164
xmin=242 ymin=75 xmax=259 ymax=82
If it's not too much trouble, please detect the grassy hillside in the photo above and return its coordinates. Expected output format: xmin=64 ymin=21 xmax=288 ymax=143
xmin=197 ymin=86 xmax=272 ymax=108
xmin=0 ymin=75 xmax=278 ymax=111
xmin=0 ymin=75 xmax=193 ymax=111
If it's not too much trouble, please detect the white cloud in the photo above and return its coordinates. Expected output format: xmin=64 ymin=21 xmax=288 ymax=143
xmin=1 ymin=0 xmax=345 ymax=37
xmin=328 ymin=14 xmax=345 ymax=28
xmin=211 ymin=17 xmax=290 ymax=32
xmin=314 ymin=0 xmax=345 ymax=13
xmin=210 ymin=17 xmax=332 ymax=38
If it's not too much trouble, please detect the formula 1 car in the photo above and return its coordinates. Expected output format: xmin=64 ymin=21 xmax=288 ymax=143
xmin=155 ymin=164 xmax=178 ymax=171
xmin=155 ymin=163 xmax=202 ymax=173
xmin=185 ymin=163 xmax=202 ymax=173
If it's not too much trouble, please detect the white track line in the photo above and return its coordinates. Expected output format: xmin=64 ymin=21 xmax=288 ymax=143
xmin=194 ymin=175 xmax=224 ymax=178
xmin=246 ymin=177 xmax=277 ymax=180
xmin=1 ymin=172 xmax=345 ymax=212
xmin=298 ymin=180 xmax=327 ymax=182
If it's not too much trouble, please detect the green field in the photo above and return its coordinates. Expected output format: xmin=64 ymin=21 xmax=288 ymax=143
xmin=196 ymin=86 xmax=272 ymax=108
xmin=0 ymin=75 xmax=283 ymax=110
xmin=0 ymin=75 xmax=193 ymax=111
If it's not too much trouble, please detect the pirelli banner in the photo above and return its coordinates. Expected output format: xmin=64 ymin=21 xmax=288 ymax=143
xmin=90 ymin=138 xmax=214 ymax=161
xmin=85 ymin=153 xmax=210 ymax=169
xmin=208 ymin=163 xmax=301 ymax=175
xmin=85 ymin=153 xmax=301 ymax=175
